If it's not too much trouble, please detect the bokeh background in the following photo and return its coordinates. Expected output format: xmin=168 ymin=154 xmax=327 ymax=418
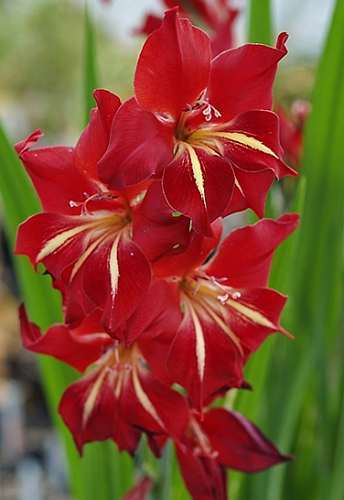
xmin=0 ymin=1 xmax=341 ymax=499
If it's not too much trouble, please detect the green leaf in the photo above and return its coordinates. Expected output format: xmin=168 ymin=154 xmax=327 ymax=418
xmin=330 ymin=382 xmax=344 ymax=500
xmin=241 ymin=1 xmax=344 ymax=499
xmin=0 ymin=122 xmax=83 ymax=490
xmin=233 ymin=177 xmax=306 ymax=500
xmin=236 ymin=177 xmax=306 ymax=418
xmin=84 ymin=3 xmax=98 ymax=125
xmin=248 ymin=0 xmax=273 ymax=45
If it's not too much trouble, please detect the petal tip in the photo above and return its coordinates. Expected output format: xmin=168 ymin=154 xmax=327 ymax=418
xmin=276 ymin=32 xmax=289 ymax=52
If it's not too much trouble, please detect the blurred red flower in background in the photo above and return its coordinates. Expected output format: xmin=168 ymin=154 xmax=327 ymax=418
xmin=136 ymin=0 xmax=240 ymax=56
xmin=277 ymin=100 xmax=310 ymax=168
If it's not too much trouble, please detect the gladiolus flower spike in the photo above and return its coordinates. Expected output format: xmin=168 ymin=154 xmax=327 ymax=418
xmin=16 ymin=9 xmax=299 ymax=499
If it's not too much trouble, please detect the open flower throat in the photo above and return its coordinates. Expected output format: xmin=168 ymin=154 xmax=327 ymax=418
xmin=173 ymin=94 xmax=279 ymax=161
xmin=36 ymin=192 xmax=133 ymax=270
xmin=183 ymin=272 xmax=279 ymax=339
xmin=166 ymin=91 xmax=284 ymax=222
xmin=83 ymin=342 xmax=148 ymax=418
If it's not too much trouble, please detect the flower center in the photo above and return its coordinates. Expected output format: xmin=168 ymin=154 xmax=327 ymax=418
xmin=174 ymin=92 xmax=222 ymax=144
xmin=82 ymin=342 xmax=155 ymax=428
xmin=180 ymin=273 xmax=244 ymax=355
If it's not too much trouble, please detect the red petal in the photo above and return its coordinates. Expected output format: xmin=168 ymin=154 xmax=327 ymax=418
xmin=20 ymin=147 xmax=97 ymax=214
xmin=15 ymin=129 xmax=43 ymax=155
xmin=176 ymin=444 xmax=227 ymax=500
xmin=218 ymin=110 xmax=297 ymax=217
xmin=203 ymin=408 xmax=291 ymax=472
xmin=153 ymin=220 xmax=222 ymax=278
xmin=208 ymin=33 xmax=288 ymax=121
xmin=100 ymin=238 xmax=151 ymax=333
xmin=75 ymin=89 xmax=121 ymax=179
xmin=123 ymin=476 xmax=153 ymax=500
xmin=139 ymin=328 xmax=178 ymax=387
xmin=54 ymin=271 xmax=98 ymax=327
xmin=132 ymin=180 xmax=191 ymax=263
xmin=16 ymin=214 xmax=151 ymax=331
xmin=167 ymin=312 xmax=243 ymax=409
xmin=223 ymin=178 xmax=251 ymax=216
xmin=59 ymin=371 xmax=140 ymax=455
xmin=225 ymin=110 xmax=297 ymax=177
xmin=134 ymin=9 xmax=211 ymax=118
xmin=124 ymin=279 xmax=181 ymax=346
xmin=122 ymin=368 xmax=189 ymax=440
xmin=15 ymin=213 xmax=85 ymax=272
xmin=131 ymin=281 xmax=182 ymax=385
xmin=228 ymin=166 xmax=275 ymax=218
xmin=98 ymin=98 xmax=173 ymax=189
xmin=93 ymin=89 xmax=121 ymax=134
xmin=206 ymin=214 xmax=299 ymax=288
xmin=163 ymin=148 xmax=234 ymax=234
xmin=19 ymin=306 xmax=111 ymax=372
xmin=226 ymin=288 xmax=288 ymax=358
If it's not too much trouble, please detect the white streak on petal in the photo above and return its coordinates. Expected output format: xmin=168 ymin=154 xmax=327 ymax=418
xmin=109 ymin=235 xmax=121 ymax=298
xmin=184 ymin=143 xmax=207 ymax=205
xmin=188 ymin=303 xmax=206 ymax=382
xmin=83 ymin=369 xmax=107 ymax=427
xmin=212 ymin=132 xmax=278 ymax=158
xmin=70 ymin=233 xmax=109 ymax=281
xmin=132 ymin=368 xmax=164 ymax=428
xmin=227 ymin=298 xmax=276 ymax=329
xmin=37 ymin=223 xmax=92 ymax=261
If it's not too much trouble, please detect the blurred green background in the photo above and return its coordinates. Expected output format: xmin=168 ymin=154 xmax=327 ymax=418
xmin=0 ymin=0 xmax=327 ymax=142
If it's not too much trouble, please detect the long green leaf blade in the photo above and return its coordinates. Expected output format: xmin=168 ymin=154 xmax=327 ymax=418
xmin=0 ymin=121 xmax=84 ymax=491
xmin=248 ymin=0 xmax=273 ymax=45
xmin=233 ymin=177 xmax=306 ymax=500
xmin=260 ymin=1 xmax=344 ymax=498
xmin=84 ymin=3 xmax=98 ymax=124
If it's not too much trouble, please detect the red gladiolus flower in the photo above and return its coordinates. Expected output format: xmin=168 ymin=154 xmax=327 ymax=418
xmin=19 ymin=306 xmax=189 ymax=454
xmin=99 ymin=9 xmax=296 ymax=235
xmin=15 ymin=93 xmax=190 ymax=332
xmin=136 ymin=0 xmax=239 ymax=57
xmin=153 ymin=214 xmax=299 ymax=408
xmin=277 ymin=100 xmax=310 ymax=168
xmin=15 ymin=6 xmax=300 ymax=494
xmin=175 ymin=407 xmax=291 ymax=499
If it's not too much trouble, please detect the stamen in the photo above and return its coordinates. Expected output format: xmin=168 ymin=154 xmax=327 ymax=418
xmin=82 ymin=192 xmax=116 ymax=215
xmin=69 ymin=200 xmax=83 ymax=208
xmin=218 ymin=293 xmax=229 ymax=304
xmin=202 ymin=103 xmax=222 ymax=122
xmin=155 ymin=112 xmax=175 ymax=124
xmin=69 ymin=192 xmax=117 ymax=215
